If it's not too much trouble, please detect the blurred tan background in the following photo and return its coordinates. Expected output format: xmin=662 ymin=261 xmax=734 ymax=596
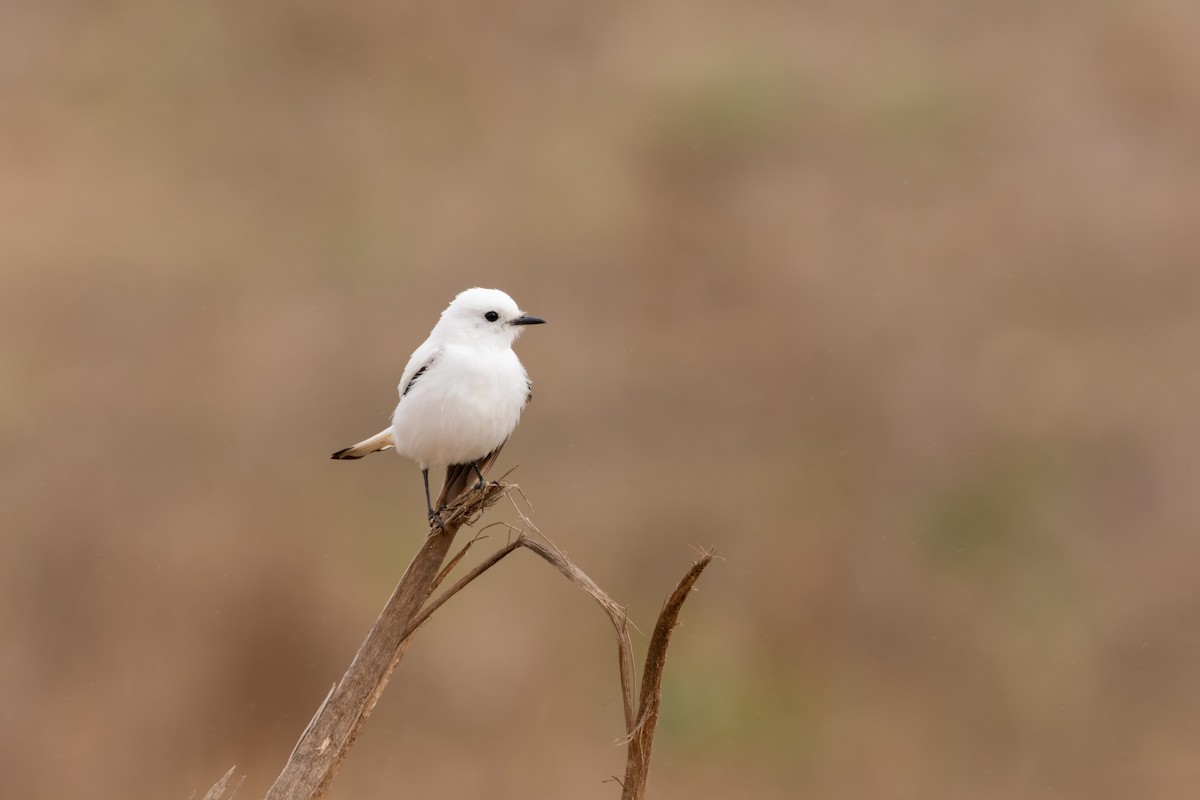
xmin=3 ymin=1 xmax=1199 ymax=798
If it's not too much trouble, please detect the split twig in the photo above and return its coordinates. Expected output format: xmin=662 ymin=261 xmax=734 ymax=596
xmin=201 ymin=766 xmax=241 ymax=800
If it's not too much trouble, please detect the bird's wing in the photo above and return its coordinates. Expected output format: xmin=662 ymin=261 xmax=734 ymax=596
xmin=397 ymin=343 xmax=441 ymax=400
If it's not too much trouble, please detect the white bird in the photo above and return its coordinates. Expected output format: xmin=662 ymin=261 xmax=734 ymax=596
xmin=332 ymin=287 xmax=545 ymax=525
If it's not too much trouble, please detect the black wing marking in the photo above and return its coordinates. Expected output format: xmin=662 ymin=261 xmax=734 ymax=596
xmin=402 ymin=357 xmax=435 ymax=398
xmin=525 ymin=381 xmax=533 ymax=406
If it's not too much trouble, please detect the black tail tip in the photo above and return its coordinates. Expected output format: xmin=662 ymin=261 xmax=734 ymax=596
xmin=331 ymin=448 xmax=362 ymax=460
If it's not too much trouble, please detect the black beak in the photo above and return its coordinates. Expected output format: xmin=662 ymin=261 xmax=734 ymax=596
xmin=510 ymin=314 xmax=546 ymax=326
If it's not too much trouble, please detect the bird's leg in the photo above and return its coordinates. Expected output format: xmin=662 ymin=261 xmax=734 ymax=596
xmin=469 ymin=461 xmax=487 ymax=493
xmin=422 ymin=468 xmax=444 ymax=531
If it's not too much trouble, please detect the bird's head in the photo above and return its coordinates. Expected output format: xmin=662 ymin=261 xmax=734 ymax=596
xmin=435 ymin=287 xmax=545 ymax=346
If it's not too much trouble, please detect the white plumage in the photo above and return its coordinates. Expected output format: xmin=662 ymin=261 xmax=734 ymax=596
xmin=332 ymin=287 xmax=545 ymax=520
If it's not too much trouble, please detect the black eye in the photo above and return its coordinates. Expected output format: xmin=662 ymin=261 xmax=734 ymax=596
xmin=484 ymin=311 xmax=499 ymax=322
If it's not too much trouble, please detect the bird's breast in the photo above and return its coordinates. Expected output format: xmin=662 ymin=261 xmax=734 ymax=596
xmin=390 ymin=346 xmax=529 ymax=465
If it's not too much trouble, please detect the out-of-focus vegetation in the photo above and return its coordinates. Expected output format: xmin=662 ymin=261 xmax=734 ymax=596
xmin=3 ymin=1 xmax=1199 ymax=798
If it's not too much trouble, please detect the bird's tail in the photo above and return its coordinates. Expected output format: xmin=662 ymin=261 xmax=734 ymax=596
xmin=331 ymin=429 xmax=394 ymax=460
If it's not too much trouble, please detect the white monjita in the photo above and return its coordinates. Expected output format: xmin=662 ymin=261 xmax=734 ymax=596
xmin=333 ymin=287 xmax=545 ymax=521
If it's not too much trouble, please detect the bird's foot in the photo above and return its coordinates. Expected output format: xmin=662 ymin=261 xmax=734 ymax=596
xmin=472 ymin=477 xmax=505 ymax=497
xmin=427 ymin=508 xmax=446 ymax=533
xmin=469 ymin=462 xmax=488 ymax=495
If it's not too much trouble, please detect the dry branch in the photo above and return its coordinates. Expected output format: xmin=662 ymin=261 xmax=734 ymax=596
xmin=263 ymin=482 xmax=507 ymax=800
xmin=516 ymin=537 xmax=639 ymax=734
xmin=401 ymin=534 xmax=526 ymax=641
xmin=260 ymin=479 xmax=713 ymax=800
xmin=401 ymin=529 xmax=713 ymax=797
xmin=620 ymin=552 xmax=713 ymax=800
